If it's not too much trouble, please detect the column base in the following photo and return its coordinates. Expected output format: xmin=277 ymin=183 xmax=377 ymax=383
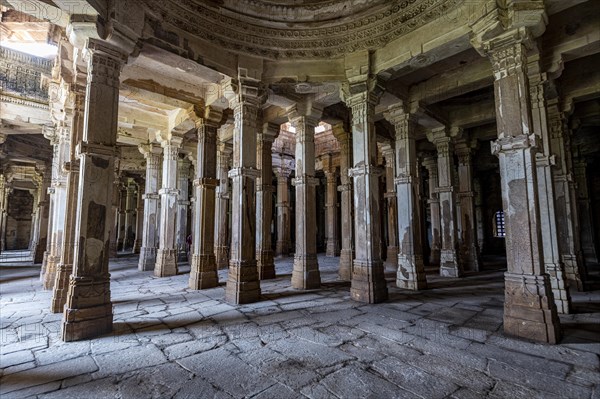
xmin=461 ymin=244 xmax=482 ymax=272
xmin=61 ymin=276 xmax=113 ymax=342
xmin=215 ymin=246 xmax=229 ymax=269
xmin=562 ymin=254 xmax=585 ymax=292
xmin=338 ymin=249 xmax=353 ymax=281
xmin=257 ymin=250 xmax=275 ymax=280
xmin=440 ymin=250 xmax=463 ymax=277
xmin=132 ymin=240 xmax=142 ymax=254
xmin=225 ymin=259 xmax=261 ymax=304
xmin=429 ymin=248 xmax=441 ymax=266
xmin=109 ymin=240 xmax=118 ymax=258
xmin=51 ymin=263 xmax=73 ymax=313
xmin=503 ymin=272 xmax=561 ymax=344
xmin=545 ymin=262 xmax=572 ymax=315
xmin=326 ymin=240 xmax=340 ymax=257
xmin=351 ymin=260 xmax=388 ymax=303
xmin=154 ymin=249 xmax=178 ymax=277
xmin=397 ymin=254 xmax=427 ymax=291
xmin=42 ymin=254 xmax=60 ymax=290
xmin=386 ymin=246 xmax=399 ymax=268
xmin=189 ymin=254 xmax=218 ymax=289
xmin=292 ymin=254 xmax=320 ymax=290
xmin=138 ymin=247 xmax=157 ymax=271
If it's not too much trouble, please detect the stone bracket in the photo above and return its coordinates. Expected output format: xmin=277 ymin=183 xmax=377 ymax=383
xmin=77 ymin=142 xmax=116 ymax=159
xmin=158 ymin=188 xmax=180 ymax=196
xmin=293 ymin=176 xmax=320 ymax=186
xmin=338 ymin=183 xmax=352 ymax=192
xmin=228 ymin=167 xmax=261 ymax=179
xmin=143 ymin=193 xmax=160 ymax=200
xmin=491 ymin=134 xmax=540 ymax=156
xmin=193 ymin=178 xmax=219 ymax=187
xmin=349 ymin=165 xmax=384 ymax=177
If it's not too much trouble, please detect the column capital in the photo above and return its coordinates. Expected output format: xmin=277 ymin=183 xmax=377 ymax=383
xmin=491 ymin=134 xmax=540 ymax=156
xmin=385 ymin=104 xmax=418 ymax=140
xmin=261 ymin=122 xmax=280 ymax=142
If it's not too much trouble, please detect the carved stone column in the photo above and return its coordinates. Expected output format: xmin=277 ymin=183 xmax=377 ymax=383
xmin=224 ymin=78 xmax=265 ymax=304
xmin=422 ymin=156 xmax=441 ymax=265
xmin=473 ymin=178 xmax=485 ymax=254
xmin=214 ymin=141 xmax=232 ymax=269
xmin=52 ymin=86 xmax=85 ymax=313
xmin=573 ymin=158 xmax=597 ymax=264
xmin=189 ymin=110 xmax=222 ymax=290
xmin=385 ymin=106 xmax=427 ymax=290
xmin=0 ymin=178 xmax=10 ymax=252
xmin=274 ymin=166 xmax=291 ymax=257
xmin=138 ymin=144 xmax=161 ymax=271
xmin=123 ymin=181 xmax=137 ymax=250
xmin=428 ymin=128 xmax=462 ymax=278
xmin=256 ymin=122 xmax=278 ymax=279
xmin=345 ymin=88 xmax=388 ymax=303
xmin=154 ymin=135 xmax=183 ymax=277
xmin=528 ymin=69 xmax=571 ymax=313
xmin=115 ymin=183 xmax=126 ymax=251
xmin=108 ymin=163 xmax=120 ymax=258
xmin=132 ymin=179 xmax=144 ymax=254
xmin=550 ymin=108 xmax=586 ymax=290
xmin=176 ymin=157 xmax=191 ymax=260
xmin=381 ymin=147 xmax=398 ymax=267
xmin=290 ymin=114 xmax=321 ymax=290
xmin=33 ymin=165 xmax=50 ymax=264
xmin=28 ymin=188 xmax=40 ymax=251
xmin=322 ymin=155 xmax=339 ymax=258
xmin=480 ymin=29 xmax=560 ymax=343
xmin=455 ymin=138 xmax=482 ymax=272
xmin=333 ymin=125 xmax=353 ymax=280
xmin=61 ymin=39 xmax=128 ymax=341
xmin=43 ymin=129 xmax=69 ymax=290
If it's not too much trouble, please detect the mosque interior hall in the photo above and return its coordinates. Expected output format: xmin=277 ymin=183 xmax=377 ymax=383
xmin=0 ymin=0 xmax=599 ymax=397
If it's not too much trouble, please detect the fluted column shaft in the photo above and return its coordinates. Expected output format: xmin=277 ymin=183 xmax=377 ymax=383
xmin=214 ymin=143 xmax=232 ymax=269
xmin=333 ymin=126 xmax=353 ymax=280
xmin=482 ymin=32 xmax=560 ymax=343
xmin=154 ymin=137 xmax=183 ymax=277
xmin=345 ymin=91 xmax=388 ymax=303
xmin=176 ymin=158 xmax=191 ymax=260
xmin=275 ymin=167 xmax=291 ymax=257
xmin=455 ymin=139 xmax=482 ymax=273
xmin=224 ymin=79 xmax=265 ymax=305
xmin=385 ymin=107 xmax=426 ymax=290
xmin=256 ymin=123 xmax=278 ymax=279
xmin=290 ymin=115 xmax=321 ymax=290
xmin=190 ymin=115 xmax=221 ymax=290
xmin=61 ymin=39 xmax=128 ymax=341
xmin=138 ymin=145 xmax=161 ymax=271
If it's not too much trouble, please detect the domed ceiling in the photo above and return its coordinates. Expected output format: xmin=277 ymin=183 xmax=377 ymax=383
xmin=147 ymin=0 xmax=463 ymax=59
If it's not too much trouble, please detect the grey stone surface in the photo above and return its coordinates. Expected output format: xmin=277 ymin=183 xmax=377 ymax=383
xmin=0 ymin=254 xmax=598 ymax=398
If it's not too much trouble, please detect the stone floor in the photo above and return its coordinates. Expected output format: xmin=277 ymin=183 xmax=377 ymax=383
xmin=1 ymin=252 xmax=599 ymax=399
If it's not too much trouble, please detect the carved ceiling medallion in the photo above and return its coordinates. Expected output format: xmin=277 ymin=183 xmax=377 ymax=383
xmin=148 ymin=0 xmax=463 ymax=60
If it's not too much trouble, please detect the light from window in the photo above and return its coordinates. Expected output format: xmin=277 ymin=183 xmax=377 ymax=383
xmin=493 ymin=211 xmax=506 ymax=238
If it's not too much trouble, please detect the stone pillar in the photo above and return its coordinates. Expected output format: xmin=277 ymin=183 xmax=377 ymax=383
xmin=132 ymin=179 xmax=144 ymax=254
xmin=473 ymin=178 xmax=485 ymax=254
xmin=422 ymin=156 xmax=441 ymax=265
xmin=455 ymin=138 xmax=482 ymax=272
xmin=43 ymin=129 xmax=70 ymax=290
xmin=428 ymin=128 xmax=462 ymax=278
xmin=28 ymin=188 xmax=40 ymax=251
xmin=290 ymin=114 xmax=321 ymax=290
xmin=274 ymin=166 xmax=292 ymax=257
xmin=385 ymin=106 xmax=427 ymax=290
xmin=61 ymin=39 xmax=128 ymax=342
xmin=333 ymin=125 xmax=354 ymax=280
xmin=345 ymin=88 xmax=388 ymax=303
xmin=154 ymin=135 xmax=183 ymax=277
xmin=108 ymin=164 xmax=120 ymax=258
xmin=176 ymin=157 xmax=191 ymax=261
xmin=0 ymin=178 xmax=10 ymax=252
xmin=323 ymin=155 xmax=340 ymax=258
xmin=115 ymin=183 xmax=126 ymax=251
xmin=573 ymin=159 xmax=597 ymax=264
xmin=550 ymin=108 xmax=586 ymax=290
xmin=40 ymin=169 xmax=55 ymax=278
xmin=189 ymin=110 xmax=222 ymax=290
xmin=528 ymin=70 xmax=571 ymax=313
xmin=381 ymin=147 xmax=398 ymax=267
xmin=214 ymin=142 xmax=232 ymax=269
xmin=224 ymin=78 xmax=265 ymax=304
xmin=481 ymin=30 xmax=560 ymax=343
xmin=256 ymin=122 xmax=278 ymax=279
xmin=123 ymin=180 xmax=137 ymax=250
xmin=52 ymin=86 xmax=85 ymax=313
xmin=138 ymin=144 xmax=161 ymax=271
xmin=33 ymin=165 xmax=50 ymax=264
